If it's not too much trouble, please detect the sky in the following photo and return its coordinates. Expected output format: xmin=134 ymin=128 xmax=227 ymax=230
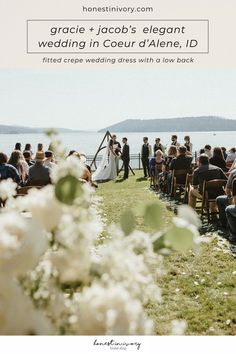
xmin=0 ymin=68 xmax=235 ymax=131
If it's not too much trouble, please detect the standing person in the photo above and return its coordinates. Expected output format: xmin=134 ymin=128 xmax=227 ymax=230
xmin=121 ymin=137 xmax=130 ymax=180
xmin=141 ymin=137 xmax=152 ymax=178
xmin=109 ymin=134 xmax=121 ymax=174
xmin=184 ymin=135 xmax=193 ymax=153
xmin=153 ymin=138 xmax=165 ymax=155
xmin=170 ymin=135 xmax=180 ymax=148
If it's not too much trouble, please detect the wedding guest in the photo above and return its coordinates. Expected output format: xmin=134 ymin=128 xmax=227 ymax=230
xmin=210 ymin=147 xmax=226 ymax=170
xmin=75 ymin=152 xmax=91 ymax=182
xmin=167 ymin=146 xmax=192 ymax=193
xmin=149 ymin=150 xmax=164 ymax=174
xmin=37 ymin=143 xmax=44 ymax=152
xmin=184 ymin=135 xmax=193 ymax=153
xmin=141 ymin=137 xmax=152 ymax=178
xmin=66 ymin=150 xmax=77 ymax=158
xmin=23 ymin=150 xmax=35 ymax=166
xmin=217 ymin=168 xmax=236 ymax=228
xmin=221 ymin=147 xmax=227 ymax=160
xmin=121 ymin=137 xmax=130 ymax=180
xmin=188 ymin=154 xmax=227 ymax=210
xmin=204 ymin=145 xmax=212 ymax=158
xmin=163 ymin=145 xmax=178 ymax=173
xmin=23 ymin=143 xmax=33 ymax=155
xmin=14 ymin=142 xmax=21 ymax=151
xmin=27 ymin=151 xmax=50 ymax=186
xmin=153 ymin=138 xmax=165 ymax=156
xmin=170 ymin=135 xmax=180 ymax=148
xmin=0 ymin=152 xmax=20 ymax=183
xmin=226 ymin=147 xmax=236 ymax=163
xmin=8 ymin=150 xmax=29 ymax=183
xmin=44 ymin=150 xmax=56 ymax=169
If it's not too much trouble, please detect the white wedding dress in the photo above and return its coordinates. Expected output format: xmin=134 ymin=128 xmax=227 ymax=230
xmin=92 ymin=146 xmax=117 ymax=181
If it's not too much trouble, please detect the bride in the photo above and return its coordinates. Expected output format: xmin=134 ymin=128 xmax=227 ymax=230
xmin=92 ymin=142 xmax=118 ymax=182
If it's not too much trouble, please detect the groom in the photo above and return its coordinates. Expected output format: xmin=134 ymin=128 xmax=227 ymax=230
xmin=121 ymin=137 xmax=130 ymax=179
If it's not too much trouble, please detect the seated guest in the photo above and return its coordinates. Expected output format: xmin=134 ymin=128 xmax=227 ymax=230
xmin=216 ymin=168 xmax=236 ymax=228
xmin=169 ymin=146 xmax=192 ymax=170
xmin=184 ymin=135 xmax=193 ymax=153
xmin=44 ymin=150 xmax=56 ymax=168
xmin=225 ymin=203 xmax=236 ymax=244
xmin=27 ymin=152 xmax=51 ymax=186
xmin=37 ymin=143 xmax=44 ymax=152
xmin=167 ymin=146 xmax=192 ymax=193
xmin=66 ymin=150 xmax=77 ymax=159
xmin=189 ymin=154 xmax=227 ymax=209
xmin=149 ymin=150 xmax=164 ymax=189
xmin=226 ymin=147 xmax=236 ymax=163
xmin=149 ymin=150 xmax=164 ymax=175
xmin=8 ymin=150 xmax=29 ymax=184
xmin=153 ymin=138 xmax=165 ymax=155
xmin=221 ymin=147 xmax=227 ymax=160
xmin=0 ymin=152 xmax=20 ymax=183
xmin=210 ymin=147 xmax=226 ymax=170
xmin=75 ymin=153 xmax=91 ymax=183
xmin=204 ymin=145 xmax=212 ymax=158
xmin=23 ymin=151 xmax=35 ymax=166
xmin=14 ymin=143 xmax=21 ymax=151
xmin=23 ymin=143 xmax=33 ymax=155
xmin=199 ymin=148 xmax=205 ymax=155
xmin=163 ymin=145 xmax=177 ymax=173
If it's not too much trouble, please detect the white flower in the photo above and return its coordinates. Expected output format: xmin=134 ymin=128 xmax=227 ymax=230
xmin=73 ymin=282 xmax=154 ymax=335
xmin=178 ymin=205 xmax=201 ymax=228
xmin=51 ymin=244 xmax=92 ymax=284
xmin=50 ymin=156 xmax=85 ymax=183
xmin=20 ymin=185 xmax=63 ymax=231
xmin=0 ymin=211 xmax=47 ymax=275
xmin=0 ymin=276 xmax=54 ymax=335
xmin=171 ymin=320 xmax=187 ymax=335
xmin=0 ymin=179 xmax=17 ymax=201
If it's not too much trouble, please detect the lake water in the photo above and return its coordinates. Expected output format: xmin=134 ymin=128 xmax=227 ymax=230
xmin=0 ymin=131 xmax=235 ymax=157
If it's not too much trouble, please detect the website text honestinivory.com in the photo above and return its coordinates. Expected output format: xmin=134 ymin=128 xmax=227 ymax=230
xmin=82 ymin=6 xmax=154 ymax=14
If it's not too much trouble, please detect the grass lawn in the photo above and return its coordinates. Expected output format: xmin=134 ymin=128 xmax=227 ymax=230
xmin=97 ymin=170 xmax=236 ymax=335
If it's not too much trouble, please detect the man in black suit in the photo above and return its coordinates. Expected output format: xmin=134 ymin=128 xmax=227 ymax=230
xmin=121 ymin=137 xmax=130 ymax=179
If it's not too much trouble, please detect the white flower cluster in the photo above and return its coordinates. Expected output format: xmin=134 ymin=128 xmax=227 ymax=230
xmin=0 ymin=145 xmax=198 ymax=335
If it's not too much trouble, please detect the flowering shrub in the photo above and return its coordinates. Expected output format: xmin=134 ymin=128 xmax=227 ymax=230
xmin=0 ymin=136 xmax=201 ymax=335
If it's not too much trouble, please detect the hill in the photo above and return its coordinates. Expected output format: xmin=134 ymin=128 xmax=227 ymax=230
xmin=99 ymin=116 xmax=236 ymax=133
xmin=0 ymin=125 xmax=80 ymax=134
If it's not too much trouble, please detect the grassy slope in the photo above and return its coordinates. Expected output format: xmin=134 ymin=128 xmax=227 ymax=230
xmin=97 ymin=170 xmax=236 ymax=335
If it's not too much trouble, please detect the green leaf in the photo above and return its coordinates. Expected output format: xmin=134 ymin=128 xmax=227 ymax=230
xmin=152 ymin=234 xmax=166 ymax=252
xmin=120 ymin=209 xmax=135 ymax=236
xmin=164 ymin=226 xmax=195 ymax=252
xmin=144 ymin=203 xmax=163 ymax=230
xmin=55 ymin=175 xmax=83 ymax=205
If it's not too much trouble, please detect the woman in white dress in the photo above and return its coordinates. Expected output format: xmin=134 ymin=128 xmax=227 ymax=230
xmin=92 ymin=143 xmax=117 ymax=182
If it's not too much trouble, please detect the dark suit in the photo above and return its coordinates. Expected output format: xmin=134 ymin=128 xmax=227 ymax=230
xmin=122 ymin=144 xmax=130 ymax=179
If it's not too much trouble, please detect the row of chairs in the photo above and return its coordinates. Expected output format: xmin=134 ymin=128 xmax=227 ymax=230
xmin=0 ymin=180 xmax=48 ymax=208
xmin=152 ymin=167 xmax=229 ymax=223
